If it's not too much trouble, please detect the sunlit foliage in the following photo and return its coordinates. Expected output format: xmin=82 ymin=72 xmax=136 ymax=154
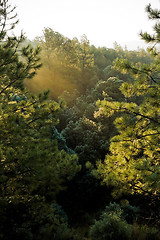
xmin=25 ymin=28 xmax=97 ymax=100
xmin=0 ymin=2 xmax=80 ymax=239
xmin=96 ymin=4 xmax=160 ymax=205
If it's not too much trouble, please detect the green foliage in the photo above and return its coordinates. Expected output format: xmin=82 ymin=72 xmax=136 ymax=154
xmin=90 ymin=202 xmax=160 ymax=240
xmin=52 ymin=127 xmax=75 ymax=154
xmin=0 ymin=2 xmax=81 ymax=239
xmin=89 ymin=203 xmax=132 ymax=240
xmin=24 ymin=27 xmax=152 ymax=104
xmin=140 ymin=4 xmax=160 ymax=54
xmin=2 ymin=2 xmax=160 ymax=239
xmin=56 ymin=76 xmax=127 ymax=234
xmin=26 ymin=29 xmax=97 ymax=99
xmin=59 ymin=77 xmax=126 ymax=167
xmin=96 ymin=4 xmax=160 ymax=206
xmin=145 ymin=3 xmax=160 ymax=20
xmin=91 ymin=43 xmax=153 ymax=82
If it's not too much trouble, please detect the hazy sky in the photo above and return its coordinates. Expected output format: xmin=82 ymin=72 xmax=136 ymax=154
xmin=12 ymin=0 xmax=160 ymax=49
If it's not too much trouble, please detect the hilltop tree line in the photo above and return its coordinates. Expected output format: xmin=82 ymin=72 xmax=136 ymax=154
xmin=0 ymin=1 xmax=160 ymax=239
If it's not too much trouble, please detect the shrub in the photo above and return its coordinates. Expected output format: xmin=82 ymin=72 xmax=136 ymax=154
xmin=89 ymin=203 xmax=132 ymax=240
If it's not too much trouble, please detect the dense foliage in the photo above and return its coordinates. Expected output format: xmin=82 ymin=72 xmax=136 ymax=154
xmin=0 ymin=1 xmax=80 ymax=239
xmin=96 ymin=5 xmax=160 ymax=201
xmin=25 ymin=29 xmax=97 ymax=100
xmin=1 ymin=1 xmax=160 ymax=239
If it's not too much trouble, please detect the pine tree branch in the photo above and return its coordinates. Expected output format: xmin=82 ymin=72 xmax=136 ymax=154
xmin=113 ymin=132 xmax=160 ymax=143
xmin=0 ymin=78 xmax=18 ymax=94
xmin=146 ymin=4 xmax=160 ymax=20
xmin=127 ymin=64 xmax=157 ymax=83
xmin=106 ymin=104 xmax=160 ymax=125
xmin=125 ymin=108 xmax=160 ymax=125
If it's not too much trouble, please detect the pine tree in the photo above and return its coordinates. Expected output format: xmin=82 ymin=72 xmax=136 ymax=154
xmin=0 ymin=1 xmax=80 ymax=239
xmin=96 ymin=4 xmax=160 ymax=203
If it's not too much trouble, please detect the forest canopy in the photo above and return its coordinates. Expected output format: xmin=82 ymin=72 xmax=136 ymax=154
xmin=0 ymin=1 xmax=160 ymax=240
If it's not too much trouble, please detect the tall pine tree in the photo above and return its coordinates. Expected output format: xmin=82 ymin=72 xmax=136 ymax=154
xmin=96 ymin=4 xmax=160 ymax=204
xmin=0 ymin=1 xmax=80 ymax=239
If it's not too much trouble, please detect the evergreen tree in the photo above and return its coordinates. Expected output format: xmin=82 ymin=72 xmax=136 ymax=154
xmin=26 ymin=30 xmax=98 ymax=100
xmin=0 ymin=1 xmax=80 ymax=239
xmin=96 ymin=4 xmax=160 ymax=206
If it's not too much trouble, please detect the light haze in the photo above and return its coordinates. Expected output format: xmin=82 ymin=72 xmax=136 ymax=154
xmin=12 ymin=0 xmax=160 ymax=50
